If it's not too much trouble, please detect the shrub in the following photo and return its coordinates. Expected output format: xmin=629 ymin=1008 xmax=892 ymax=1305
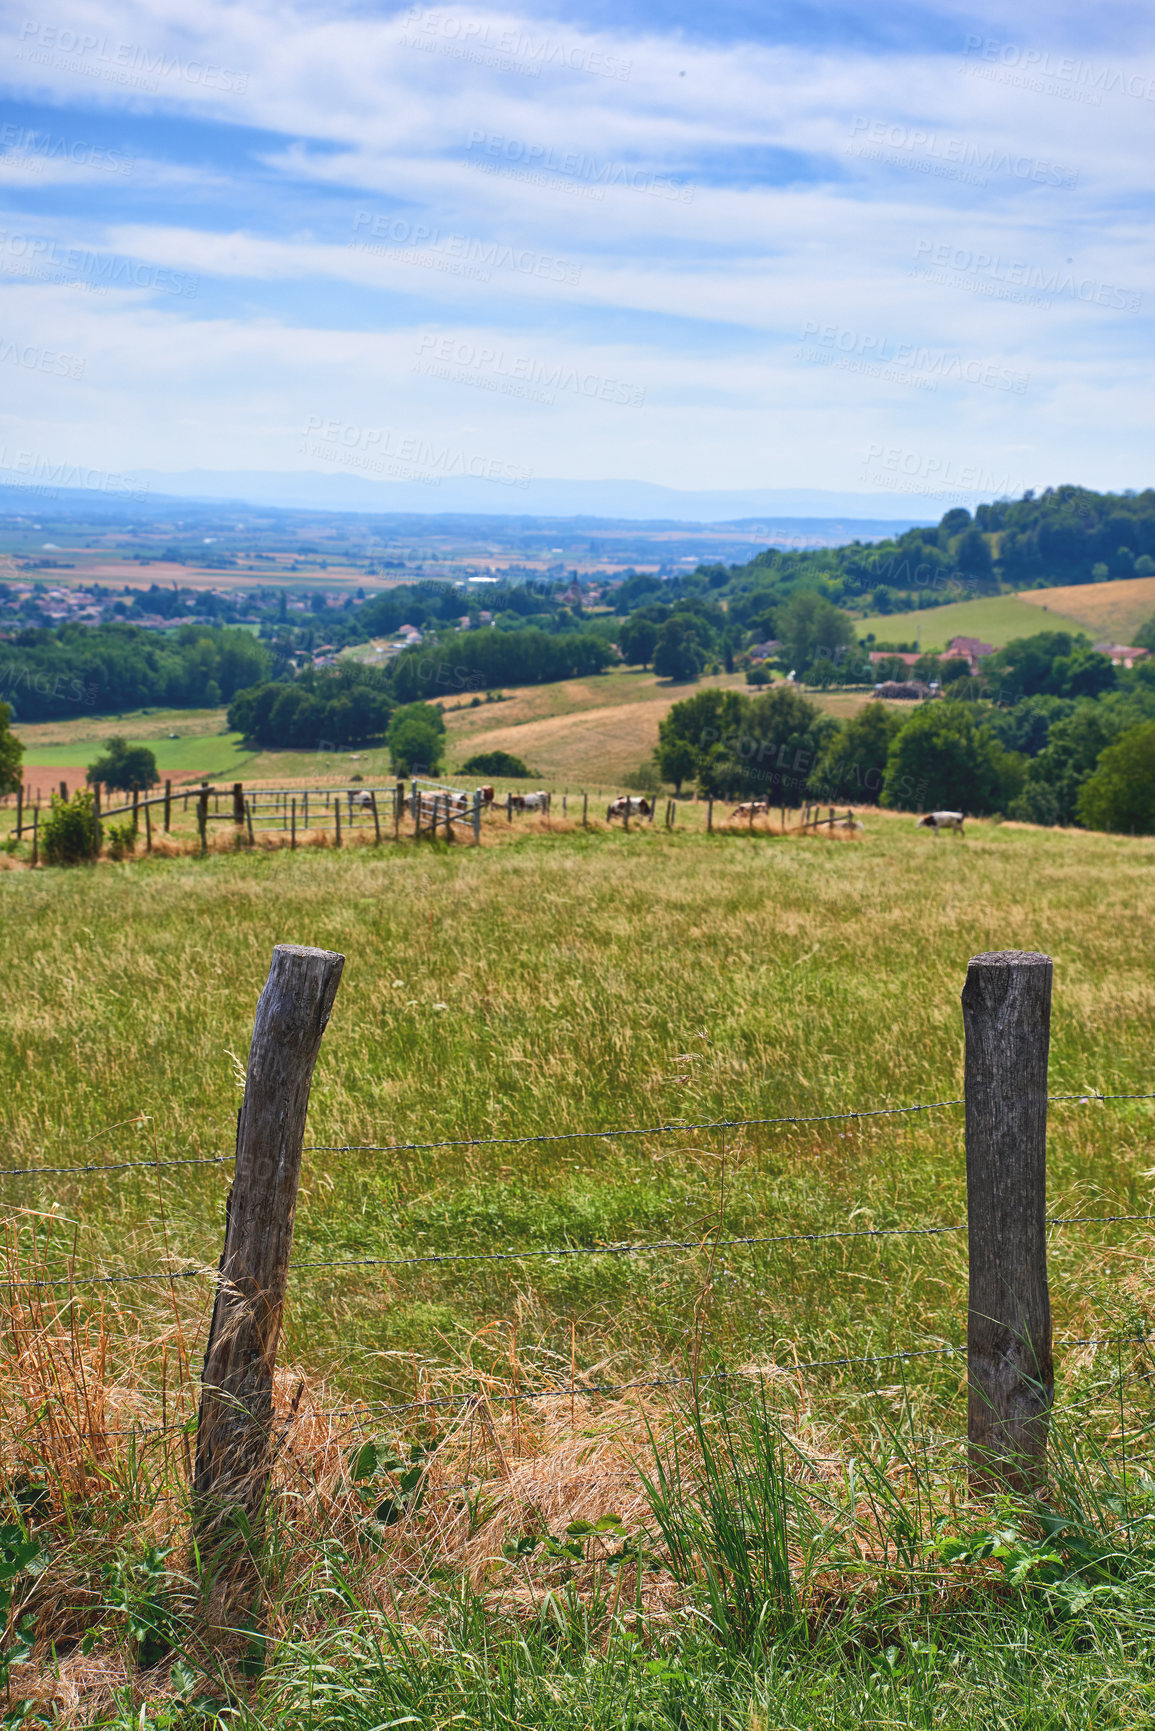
xmin=105 ymin=821 xmax=138 ymax=861
xmin=41 ymin=788 xmax=99 ymax=865
xmin=461 ymin=751 xmax=534 ymax=778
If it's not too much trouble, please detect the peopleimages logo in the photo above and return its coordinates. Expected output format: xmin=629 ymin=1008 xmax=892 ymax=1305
xmin=0 ymin=123 xmax=134 ymax=176
xmin=860 ymin=443 xmax=1032 ymax=500
xmin=401 ymin=7 xmax=631 ymax=80
xmin=414 ymin=335 xmax=646 ymax=408
xmin=910 ymin=240 xmax=1141 ymax=314
xmin=797 ymin=322 xmax=1029 ymax=393
xmin=300 ymin=417 xmax=533 ymax=489
xmin=0 ymin=448 xmax=148 ymax=500
xmin=848 ymin=117 xmax=1078 ymax=188
xmin=0 ymin=232 xmax=198 ymax=297
xmin=16 ymin=20 xmax=248 ymax=92
xmin=0 ymin=337 xmax=85 ymax=378
xmin=961 ymin=34 xmax=1155 ymax=103
xmin=464 ymin=130 xmax=694 ymax=202
xmin=350 ymin=212 xmax=582 ymax=285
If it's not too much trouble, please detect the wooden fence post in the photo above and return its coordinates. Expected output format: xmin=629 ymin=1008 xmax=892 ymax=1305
xmin=164 ymin=780 xmax=172 ymax=833
xmin=31 ymin=805 xmax=38 ymax=867
xmin=290 ymin=798 xmax=297 ymax=849
xmin=394 ymin=783 xmax=402 ymax=840
xmin=233 ymin=783 xmax=244 ymax=827
xmin=144 ymin=800 xmax=152 ymax=852
xmin=245 ymin=800 xmax=254 ymax=847
xmin=370 ymin=791 xmax=381 ymax=844
xmin=707 ymin=798 xmax=713 ymax=834
xmin=197 ymin=790 xmax=208 ymax=856
xmin=472 ymin=789 xmax=481 ymax=844
xmin=194 ymin=944 xmax=345 ymax=1556
xmin=133 ymin=787 xmax=140 ymax=831
xmin=334 ymin=800 xmax=342 ymax=848
xmin=15 ymin=786 xmax=22 ymax=838
xmin=962 ymin=949 xmax=1054 ymax=1492
xmin=582 ymin=791 xmax=588 ymax=827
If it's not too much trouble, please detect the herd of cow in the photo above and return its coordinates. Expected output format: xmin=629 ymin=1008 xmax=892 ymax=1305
xmin=351 ymin=784 xmax=967 ymax=835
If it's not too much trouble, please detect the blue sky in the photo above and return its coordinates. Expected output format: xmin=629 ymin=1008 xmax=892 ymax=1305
xmin=0 ymin=0 xmax=1152 ymax=504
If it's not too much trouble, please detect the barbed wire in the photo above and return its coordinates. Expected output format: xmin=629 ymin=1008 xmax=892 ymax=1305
xmin=3 ymin=1090 xmax=1149 ymax=1187
xmin=0 ymin=1155 xmax=227 ymax=1181
xmin=6 ymin=1207 xmax=1155 ymax=1290
xmin=25 ymin=1328 xmax=1153 ymax=1441
xmin=302 ymin=1091 xmax=1155 ymax=1159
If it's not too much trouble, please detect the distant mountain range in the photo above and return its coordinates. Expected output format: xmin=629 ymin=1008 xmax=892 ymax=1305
xmin=123 ymin=470 xmax=942 ymax=526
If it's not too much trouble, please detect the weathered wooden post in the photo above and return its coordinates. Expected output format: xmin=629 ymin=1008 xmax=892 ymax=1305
xmin=962 ymin=950 xmax=1054 ymax=1492
xmin=31 ymin=805 xmax=38 ymax=867
xmin=233 ymin=783 xmax=244 ymax=827
xmin=133 ymin=787 xmax=140 ymax=831
xmin=472 ymin=789 xmax=481 ymax=844
xmin=245 ymin=800 xmax=254 ymax=847
xmin=15 ymin=786 xmax=22 ymax=838
xmin=707 ymin=798 xmax=713 ymax=833
xmin=648 ymin=797 xmax=655 ymax=824
xmin=334 ymin=800 xmax=342 ymax=847
xmin=59 ymin=779 xmax=67 ymax=802
xmin=582 ymin=791 xmax=588 ymax=827
xmin=164 ymin=780 xmax=172 ymax=832
xmin=197 ymin=789 xmax=208 ymax=856
xmin=290 ymin=798 xmax=297 ymax=849
xmin=394 ymin=783 xmax=402 ymax=840
xmin=144 ymin=800 xmax=152 ymax=852
xmin=92 ymin=784 xmax=101 ymax=856
xmin=506 ymin=790 xmax=512 ymax=824
xmin=194 ymin=944 xmax=345 ymax=1558
xmin=370 ymin=790 xmax=381 ymax=844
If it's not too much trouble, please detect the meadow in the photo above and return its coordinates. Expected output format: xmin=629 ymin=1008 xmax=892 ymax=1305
xmin=2 ymin=807 xmax=1154 ymax=1727
xmin=856 ymin=592 xmax=1089 ymax=649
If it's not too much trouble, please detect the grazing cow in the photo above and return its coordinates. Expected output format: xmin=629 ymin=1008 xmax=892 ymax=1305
xmin=510 ymin=790 xmax=549 ymax=812
xmin=917 ymin=810 xmax=965 ymax=837
xmin=606 ymin=795 xmax=650 ymax=820
xmin=728 ymin=799 xmax=770 ymax=821
xmin=478 ymin=785 xmax=495 ymax=806
xmin=352 ymin=790 xmax=373 ymax=809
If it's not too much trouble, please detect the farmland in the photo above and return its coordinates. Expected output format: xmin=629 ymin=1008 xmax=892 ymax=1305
xmin=2 ymin=798 xmax=1154 ymax=1724
xmin=856 ymin=591 xmax=1090 ymax=649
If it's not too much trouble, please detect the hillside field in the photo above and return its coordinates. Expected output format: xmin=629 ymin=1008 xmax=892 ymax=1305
xmin=1015 ymin=573 xmax=1155 ymax=642
xmin=2 ymin=815 xmax=1154 ymax=1727
xmin=856 ymin=591 xmax=1089 ymax=649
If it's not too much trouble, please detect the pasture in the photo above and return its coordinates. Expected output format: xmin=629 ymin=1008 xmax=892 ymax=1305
xmin=3 ymin=811 xmax=1152 ymax=1397
xmin=856 ymin=590 xmax=1088 ymax=649
xmin=3 ymin=813 xmax=1155 ymax=1728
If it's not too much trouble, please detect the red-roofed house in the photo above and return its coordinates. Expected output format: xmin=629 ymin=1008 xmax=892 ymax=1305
xmin=945 ymin=635 xmax=997 ymax=673
xmin=1094 ymin=643 xmax=1149 ymax=668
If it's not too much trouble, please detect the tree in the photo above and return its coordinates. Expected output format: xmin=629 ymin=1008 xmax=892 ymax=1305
xmin=618 ymin=614 xmax=659 ymax=667
xmin=654 ymin=733 xmax=697 ymax=793
xmin=461 ymin=751 xmax=533 ymax=778
xmin=812 ymin=702 xmax=904 ymax=805
xmin=881 ymin=703 xmax=1021 ymax=814
xmin=954 ymin=527 xmax=994 ymax=580
xmin=386 ymin=702 xmax=445 ymax=776
xmin=1011 ymin=702 xmax=1123 ymax=825
xmin=86 ymin=736 xmax=159 ymax=792
xmin=1075 ymin=721 xmax=1155 ymax=833
xmin=652 ymin=615 xmax=706 ymax=682
xmin=775 ymin=592 xmax=856 ymax=677
xmin=1134 ymin=614 xmax=1155 ymax=652
xmin=0 ymin=702 xmax=22 ymax=796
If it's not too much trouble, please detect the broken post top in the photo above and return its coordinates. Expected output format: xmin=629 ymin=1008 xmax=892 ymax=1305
xmin=966 ymin=951 xmax=1052 ymax=968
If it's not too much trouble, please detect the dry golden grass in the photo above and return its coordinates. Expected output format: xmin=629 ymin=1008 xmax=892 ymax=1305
xmin=1016 ymin=575 xmax=1155 ymax=642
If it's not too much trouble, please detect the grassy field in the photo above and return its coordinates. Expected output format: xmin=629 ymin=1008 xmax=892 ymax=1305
xmin=1016 ymin=573 xmax=1155 ymax=642
xmin=2 ymin=817 xmax=1154 ymax=1725
xmin=857 ymin=591 xmax=1089 ymax=649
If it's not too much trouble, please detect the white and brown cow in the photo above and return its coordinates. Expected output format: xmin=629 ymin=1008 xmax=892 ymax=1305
xmin=917 ymin=810 xmax=965 ymax=836
xmin=606 ymin=795 xmax=650 ymax=820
